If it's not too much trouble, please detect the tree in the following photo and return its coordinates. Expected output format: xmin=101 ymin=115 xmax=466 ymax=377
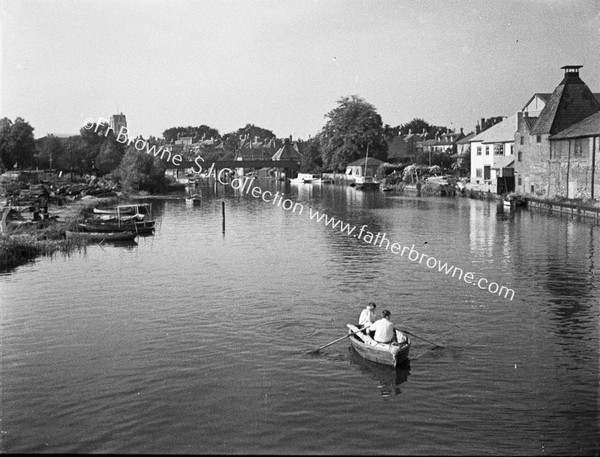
xmin=0 ymin=117 xmax=36 ymax=169
xmin=299 ymin=137 xmax=323 ymax=173
xmin=95 ymin=138 xmax=125 ymax=175
xmin=163 ymin=125 xmax=221 ymax=143
xmin=35 ymin=136 xmax=64 ymax=169
xmin=399 ymin=118 xmax=448 ymax=136
xmin=113 ymin=146 xmax=168 ymax=193
xmin=456 ymin=149 xmax=471 ymax=177
xmin=319 ymin=95 xmax=387 ymax=172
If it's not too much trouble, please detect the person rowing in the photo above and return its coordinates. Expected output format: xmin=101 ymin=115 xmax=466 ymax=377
xmin=367 ymin=309 xmax=395 ymax=343
xmin=358 ymin=302 xmax=377 ymax=337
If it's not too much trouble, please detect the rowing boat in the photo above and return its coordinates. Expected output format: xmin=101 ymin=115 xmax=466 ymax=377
xmin=65 ymin=230 xmax=138 ymax=241
xmin=346 ymin=324 xmax=410 ymax=367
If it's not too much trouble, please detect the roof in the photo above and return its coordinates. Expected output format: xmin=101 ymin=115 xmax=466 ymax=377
xmin=271 ymin=140 xmax=302 ymax=161
xmin=492 ymin=156 xmax=515 ymax=169
xmin=549 ymin=110 xmax=600 ymax=140
xmin=532 ymin=72 xmax=600 ymax=135
xmin=347 ymin=156 xmax=384 ymax=167
xmin=470 ymin=114 xmax=516 ymax=143
xmin=456 ymin=132 xmax=476 ymax=144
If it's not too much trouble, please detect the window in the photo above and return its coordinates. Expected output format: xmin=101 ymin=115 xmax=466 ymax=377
xmin=476 ymin=168 xmax=483 ymax=178
xmin=530 ymin=185 xmax=535 ymax=193
xmin=536 ymin=135 xmax=541 ymax=143
xmin=494 ymin=144 xmax=504 ymax=155
xmin=476 ymin=146 xmax=482 ymax=156
xmin=485 ymin=146 xmax=490 ymax=155
xmin=518 ymin=151 xmax=522 ymax=162
xmin=518 ymin=177 xmax=522 ymax=186
xmin=520 ymin=136 xmax=524 ymax=145
xmin=574 ymin=139 xmax=584 ymax=156
xmin=484 ymin=166 xmax=491 ymax=180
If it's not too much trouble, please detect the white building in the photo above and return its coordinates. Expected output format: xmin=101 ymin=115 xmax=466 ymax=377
xmin=469 ymin=114 xmax=517 ymax=194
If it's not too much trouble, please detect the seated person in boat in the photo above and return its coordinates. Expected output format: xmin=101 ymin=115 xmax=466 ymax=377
xmin=358 ymin=302 xmax=377 ymax=337
xmin=368 ymin=309 xmax=395 ymax=343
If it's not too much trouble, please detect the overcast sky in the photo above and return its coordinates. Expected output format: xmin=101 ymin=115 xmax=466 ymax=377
xmin=1 ymin=0 xmax=599 ymax=140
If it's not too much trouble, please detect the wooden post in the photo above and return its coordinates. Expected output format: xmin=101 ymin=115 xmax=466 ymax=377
xmin=222 ymin=201 xmax=225 ymax=233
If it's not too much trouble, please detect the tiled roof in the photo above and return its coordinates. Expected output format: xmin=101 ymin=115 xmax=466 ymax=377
xmin=533 ymin=73 xmax=600 ymax=135
xmin=272 ymin=140 xmax=302 ymax=161
xmin=549 ymin=110 xmax=600 ymax=140
xmin=470 ymin=114 xmax=516 ymax=143
xmin=523 ymin=116 xmax=538 ymax=131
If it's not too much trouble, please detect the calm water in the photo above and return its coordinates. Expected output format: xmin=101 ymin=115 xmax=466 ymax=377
xmin=1 ymin=180 xmax=599 ymax=454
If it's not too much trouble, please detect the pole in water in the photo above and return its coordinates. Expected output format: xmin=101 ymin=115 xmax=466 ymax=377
xmin=222 ymin=201 xmax=225 ymax=233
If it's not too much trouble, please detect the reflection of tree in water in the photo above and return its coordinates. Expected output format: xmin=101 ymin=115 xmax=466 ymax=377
xmin=348 ymin=347 xmax=411 ymax=397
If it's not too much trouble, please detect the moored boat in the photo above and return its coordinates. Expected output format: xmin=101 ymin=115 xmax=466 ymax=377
xmin=354 ymin=176 xmax=379 ymax=190
xmin=185 ymin=194 xmax=202 ymax=206
xmin=346 ymin=324 xmax=410 ymax=367
xmin=503 ymin=193 xmax=526 ymax=208
xmin=65 ymin=230 xmax=138 ymax=241
xmin=78 ymin=219 xmax=155 ymax=234
xmin=290 ymin=173 xmax=315 ymax=184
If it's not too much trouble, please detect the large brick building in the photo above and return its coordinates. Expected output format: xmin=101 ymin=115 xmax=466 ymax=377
xmin=514 ymin=66 xmax=600 ymax=199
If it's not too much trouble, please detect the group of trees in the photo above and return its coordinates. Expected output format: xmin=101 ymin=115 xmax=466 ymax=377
xmin=0 ymin=96 xmax=470 ymax=192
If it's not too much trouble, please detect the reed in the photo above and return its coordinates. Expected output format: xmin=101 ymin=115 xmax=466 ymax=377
xmin=0 ymin=232 xmax=87 ymax=272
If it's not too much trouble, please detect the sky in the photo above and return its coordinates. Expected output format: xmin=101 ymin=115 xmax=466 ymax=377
xmin=1 ymin=0 xmax=599 ymax=140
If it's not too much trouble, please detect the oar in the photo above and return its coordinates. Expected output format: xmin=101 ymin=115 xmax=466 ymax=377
xmin=401 ymin=329 xmax=443 ymax=348
xmin=304 ymin=326 xmax=366 ymax=354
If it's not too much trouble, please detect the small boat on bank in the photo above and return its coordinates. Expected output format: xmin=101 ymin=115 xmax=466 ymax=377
xmin=503 ymin=193 xmax=526 ymax=208
xmin=346 ymin=324 xmax=410 ymax=367
xmin=65 ymin=230 xmax=138 ymax=241
xmin=185 ymin=194 xmax=202 ymax=206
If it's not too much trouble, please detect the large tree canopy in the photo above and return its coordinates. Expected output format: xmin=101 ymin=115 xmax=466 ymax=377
xmin=319 ymin=95 xmax=387 ymax=172
xmin=163 ymin=125 xmax=221 ymax=144
xmin=0 ymin=117 xmax=36 ymax=169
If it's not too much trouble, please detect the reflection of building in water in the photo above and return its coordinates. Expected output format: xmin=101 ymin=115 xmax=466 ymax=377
xmin=469 ymin=201 xmax=496 ymax=258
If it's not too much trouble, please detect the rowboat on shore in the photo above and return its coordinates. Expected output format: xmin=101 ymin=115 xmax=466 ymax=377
xmin=65 ymin=230 xmax=138 ymax=241
xmin=346 ymin=324 xmax=410 ymax=367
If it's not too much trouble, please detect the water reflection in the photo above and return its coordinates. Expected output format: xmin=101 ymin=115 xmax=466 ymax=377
xmin=348 ymin=347 xmax=411 ymax=397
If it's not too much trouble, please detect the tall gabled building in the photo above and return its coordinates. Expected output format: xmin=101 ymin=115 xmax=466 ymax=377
xmin=514 ymin=66 xmax=600 ymax=198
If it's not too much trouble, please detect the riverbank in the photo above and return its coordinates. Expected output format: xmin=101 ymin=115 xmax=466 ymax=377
xmin=0 ymin=195 xmax=120 ymax=272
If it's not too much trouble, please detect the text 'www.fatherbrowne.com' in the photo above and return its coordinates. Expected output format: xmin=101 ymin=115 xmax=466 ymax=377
xmin=217 ymin=171 xmax=515 ymax=301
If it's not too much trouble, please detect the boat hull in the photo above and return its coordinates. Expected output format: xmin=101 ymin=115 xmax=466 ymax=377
xmin=79 ymin=220 xmax=154 ymax=234
xmin=347 ymin=324 xmax=410 ymax=367
xmin=65 ymin=230 xmax=138 ymax=241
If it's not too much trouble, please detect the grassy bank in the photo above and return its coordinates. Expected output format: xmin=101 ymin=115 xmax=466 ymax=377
xmin=0 ymin=195 xmax=120 ymax=272
xmin=0 ymin=229 xmax=88 ymax=272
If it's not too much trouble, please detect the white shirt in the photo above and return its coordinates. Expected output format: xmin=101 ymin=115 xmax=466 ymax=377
xmin=370 ymin=318 xmax=394 ymax=343
xmin=358 ymin=308 xmax=376 ymax=327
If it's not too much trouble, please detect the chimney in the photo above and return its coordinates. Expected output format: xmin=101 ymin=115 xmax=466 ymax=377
xmin=476 ymin=122 xmax=481 ymax=135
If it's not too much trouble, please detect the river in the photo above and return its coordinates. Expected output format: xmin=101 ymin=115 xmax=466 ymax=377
xmin=1 ymin=179 xmax=598 ymax=454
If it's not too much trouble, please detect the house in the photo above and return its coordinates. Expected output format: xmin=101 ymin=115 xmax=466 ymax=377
xmin=514 ymin=65 xmax=600 ymax=198
xmin=469 ymin=114 xmax=517 ymax=194
xmin=422 ymin=130 xmax=466 ymax=155
xmin=345 ymin=157 xmax=384 ymax=181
